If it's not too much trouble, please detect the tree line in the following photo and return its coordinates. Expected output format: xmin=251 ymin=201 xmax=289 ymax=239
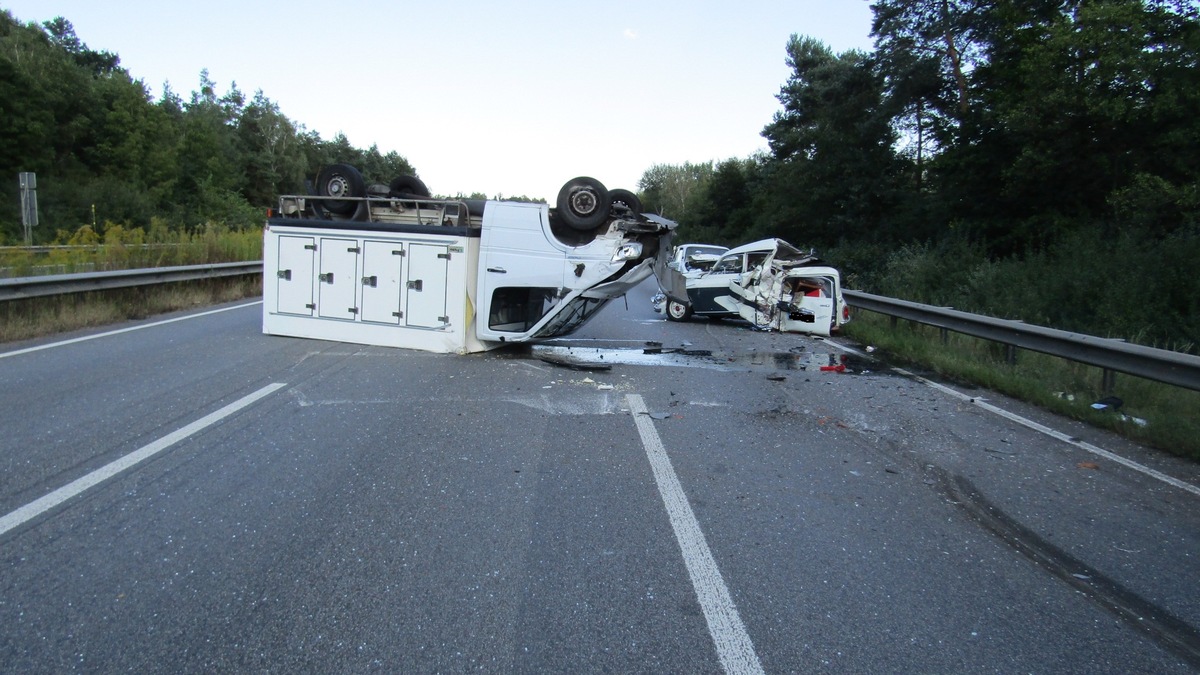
xmin=0 ymin=11 xmax=416 ymax=242
xmin=2 ymin=4 xmax=1197 ymax=347
xmin=637 ymin=0 xmax=1198 ymax=348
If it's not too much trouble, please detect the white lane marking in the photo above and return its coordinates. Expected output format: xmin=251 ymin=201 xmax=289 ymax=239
xmin=627 ymin=394 xmax=765 ymax=675
xmin=829 ymin=341 xmax=1200 ymax=498
xmin=0 ymin=301 xmax=263 ymax=360
xmin=0 ymin=382 xmax=287 ymax=537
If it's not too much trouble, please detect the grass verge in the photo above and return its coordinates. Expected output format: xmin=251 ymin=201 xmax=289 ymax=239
xmin=0 ymin=277 xmax=262 ymax=344
xmin=843 ymin=311 xmax=1200 ymax=461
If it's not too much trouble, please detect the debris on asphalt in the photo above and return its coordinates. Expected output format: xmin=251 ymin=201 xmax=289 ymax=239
xmin=537 ymin=355 xmax=612 ymax=371
xmin=1091 ymin=396 xmax=1123 ymax=411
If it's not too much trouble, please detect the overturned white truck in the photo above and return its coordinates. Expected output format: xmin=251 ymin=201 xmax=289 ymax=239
xmin=263 ymin=164 xmax=674 ymax=353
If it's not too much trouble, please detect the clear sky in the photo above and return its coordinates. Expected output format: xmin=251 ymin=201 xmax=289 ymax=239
xmin=4 ymin=1 xmax=876 ymax=201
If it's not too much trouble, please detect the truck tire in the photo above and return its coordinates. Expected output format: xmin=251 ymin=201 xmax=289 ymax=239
xmin=389 ymin=175 xmax=431 ymax=198
xmin=556 ymin=177 xmax=611 ymax=231
xmin=316 ymin=163 xmax=366 ymax=216
xmin=666 ymin=299 xmax=692 ymax=322
xmin=608 ymin=189 xmax=642 ymax=216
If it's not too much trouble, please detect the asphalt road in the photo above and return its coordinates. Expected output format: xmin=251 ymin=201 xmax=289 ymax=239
xmin=1 ymin=280 xmax=1198 ymax=673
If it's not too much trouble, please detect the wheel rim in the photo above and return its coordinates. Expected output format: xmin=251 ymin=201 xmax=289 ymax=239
xmin=325 ymin=175 xmax=349 ymax=198
xmin=668 ymin=301 xmax=687 ymax=319
xmin=569 ymin=188 xmax=598 ymax=216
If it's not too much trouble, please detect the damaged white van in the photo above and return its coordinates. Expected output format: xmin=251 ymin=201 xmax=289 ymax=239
xmin=654 ymin=237 xmax=850 ymax=336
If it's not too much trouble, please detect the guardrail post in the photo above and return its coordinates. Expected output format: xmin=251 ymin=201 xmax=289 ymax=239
xmin=1005 ymin=344 xmax=1018 ymax=366
xmin=940 ymin=327 xmax=949 ymax=345
xmin=1102 ymin=368 xmax=1117 ymax=395
xmin=890 ymin=315 xmax=898 ymax=330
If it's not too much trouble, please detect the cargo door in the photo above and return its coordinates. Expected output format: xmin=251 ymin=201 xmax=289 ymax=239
xmin=318 ymin=238 xmax=360 ymax=320
xmin=405 ymin=243 xmax=450 ymax=328
xmin=360 ymin=240 xmax=405 ymax=325
xmin=276 ymin=235 xmax=315 ymax=316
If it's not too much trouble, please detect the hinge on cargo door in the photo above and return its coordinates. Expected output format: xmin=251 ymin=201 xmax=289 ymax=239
xmin=277 ymin=269 xmax=292 ymax=280
xmin=319 ymin=272 xmax=334 ymax=283
xmin=304 ymin=244 xmax=316 ymax=251
xmin=393 ymin=311 xmax=403 ymax=318
xmin=348 ymin=307 xmax=358 ymax=314
xmin=407 ymin=279 xmax=423 ymax=291
xmin=361 ymin=275 xmax=378 ymax=287
xmin=347 ymin=246 xmax=360 ymax=253
xmin=438 ymin=316 xmax=449 ymax=323
xmin=392 ymin=249 xmax=405 ymax=257
xmin=437 ymin=253 xmax=451 ymax=260
xmin=305 ymin=303 xmax=315 ymax=310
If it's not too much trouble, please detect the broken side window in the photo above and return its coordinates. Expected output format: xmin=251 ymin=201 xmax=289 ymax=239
xmin=488 ymin=287 xmax=558 ymax=332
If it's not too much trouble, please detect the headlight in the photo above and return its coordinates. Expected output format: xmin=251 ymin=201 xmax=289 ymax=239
xmin=611 ymin=243 xmax=643 ymax=262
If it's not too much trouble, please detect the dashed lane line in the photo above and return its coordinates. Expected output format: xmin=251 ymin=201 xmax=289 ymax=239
xmin=627 ymin=394 xmax=765 ymax=675
xmin=0 ymin=382 xmax=287 ymax=537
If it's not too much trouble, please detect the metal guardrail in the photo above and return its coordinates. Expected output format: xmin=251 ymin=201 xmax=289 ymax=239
xmin=0 ymin=262 xmax=262 ymax=301
xmin=844 ymin=290 xmax=1200 ymax=393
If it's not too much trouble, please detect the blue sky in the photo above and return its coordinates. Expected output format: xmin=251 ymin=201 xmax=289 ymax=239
xmin=4 ymin=1 xmax=876 ymax=201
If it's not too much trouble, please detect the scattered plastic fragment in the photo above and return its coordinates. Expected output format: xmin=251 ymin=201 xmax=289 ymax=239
xmin=1090 ymin=395 xmax=1123 ymax=411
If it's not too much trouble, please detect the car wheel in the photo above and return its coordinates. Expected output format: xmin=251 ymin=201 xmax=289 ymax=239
xmin=556 ymin=177 xmax=611 ymax=231
xmin=389 ymin=175 xmax=431 ymax=198
xmin=608 ymin=188 xmax=642 ymax=216
xmin=666 ymin=299 xmax=692 ymax=322
xmin=316 ymin=163 xmax=366 ymax=216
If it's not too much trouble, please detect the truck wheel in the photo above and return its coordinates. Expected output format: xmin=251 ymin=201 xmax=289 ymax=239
xmin=556 ymin=177 xmax=611 ymax=231
xmin=608 ymin=189 xmax=642 ymax=216
xmin=389 ymin=175 xmax=431 ymax=198
xmin=666 ymin=299 xmax=692 ymax=322
xmin=316 ymin=163 xmax=366 ymax=216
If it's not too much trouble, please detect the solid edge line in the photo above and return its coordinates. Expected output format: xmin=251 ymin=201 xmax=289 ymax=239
xmin=0 ymin=382 xmax=287 ymax=537
xmin=627 ymin=394 xmax=765 ymax=675
xmin=0 ymin=300 xmax=263 ymax=360
xmin=826 ymin=341 xmax=1200 ymax=498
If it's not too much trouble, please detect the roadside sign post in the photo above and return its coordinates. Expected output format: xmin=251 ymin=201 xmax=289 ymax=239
xmin=19 ymin=172 xmax=38 ymax=246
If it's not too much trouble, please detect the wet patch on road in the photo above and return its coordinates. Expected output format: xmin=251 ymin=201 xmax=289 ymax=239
xmin=496 ymin=342 xmax=886 ymax=375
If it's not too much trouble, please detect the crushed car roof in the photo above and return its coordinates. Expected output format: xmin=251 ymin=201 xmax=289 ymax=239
xmin=723 ymin=237 xmax=804 ymax=258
